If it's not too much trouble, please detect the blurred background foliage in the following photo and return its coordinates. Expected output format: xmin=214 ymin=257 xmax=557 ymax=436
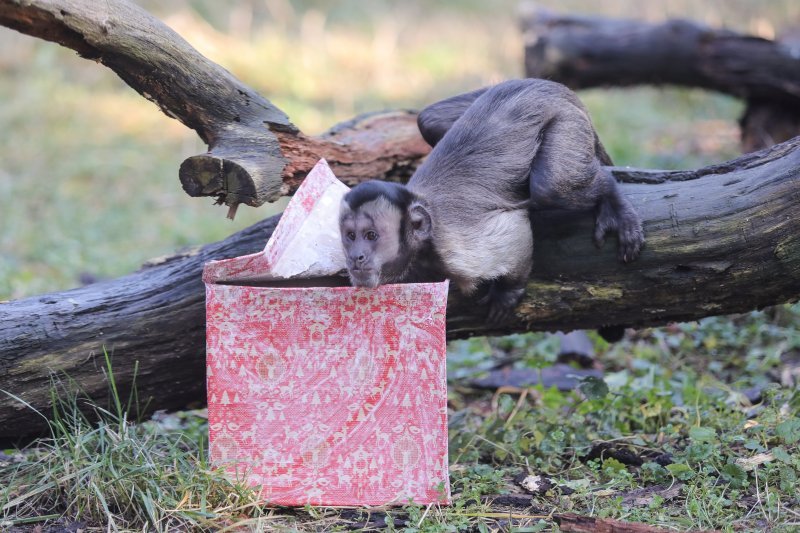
xmin=0 ymin=0 xmax=798 ymax=299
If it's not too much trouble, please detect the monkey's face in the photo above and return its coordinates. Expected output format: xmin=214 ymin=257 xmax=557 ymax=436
xmin=339 ymin=197 xmax=408 ymax=288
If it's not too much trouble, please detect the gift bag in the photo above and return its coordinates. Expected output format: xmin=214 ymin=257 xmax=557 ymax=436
xmin=204 ymin=160 xmax=450 ymax=506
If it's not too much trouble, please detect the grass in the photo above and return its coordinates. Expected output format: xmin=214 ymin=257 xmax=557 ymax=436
xmin=3 ymin=307 xmax=799 ymax=531
xmin=445 ymin=306 xmax=800 ymax=531
xmin=1 ymin=0 xmax=799 ymax=531
xmin=1 ymin=352 xmax=266 ymax=531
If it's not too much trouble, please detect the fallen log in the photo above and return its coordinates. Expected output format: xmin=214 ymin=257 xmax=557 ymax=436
xmin=521 ymin=8 xmax=800 ymax=151
xmin=521 ymin=8 xmax=800 ymax=104
xmin=2 ymin=0 xmax=800 ymax=439
xmin=2 ymin=138 xmax=799 ymax=439
xmin=0 ymin=0 xmax=430 ymax=217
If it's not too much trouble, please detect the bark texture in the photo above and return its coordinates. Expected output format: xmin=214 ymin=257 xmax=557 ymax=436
xmin=522 ymin=8 xmax=800 ymax=103
xmin=0 ymin=0 xmax=430 ymax=216
xmin=2 ymin=138 xmax=799 ymax=439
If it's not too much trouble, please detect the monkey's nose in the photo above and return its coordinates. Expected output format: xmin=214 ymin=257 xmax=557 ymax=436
xmin=351 ymin=253 xmax=367 ymax=268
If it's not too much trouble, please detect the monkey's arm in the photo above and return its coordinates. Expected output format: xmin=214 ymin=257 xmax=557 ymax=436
xmin=417 ymin=87 xmax=488 ymax=147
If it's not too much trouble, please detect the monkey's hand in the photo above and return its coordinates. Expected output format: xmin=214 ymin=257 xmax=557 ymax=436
xmin=593 ymin=195 xmax=645 ymax=262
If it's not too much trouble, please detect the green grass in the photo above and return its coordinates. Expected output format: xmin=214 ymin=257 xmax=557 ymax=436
xmin=3 ymin=306 xmax=798 ymax=531
xmin=443 ymin=308 xmax=800 ymax=532
xmin=583 ymin=88 xmax=743 ymax=170
xmin=0 ymin=356 xmax=257 ymax=531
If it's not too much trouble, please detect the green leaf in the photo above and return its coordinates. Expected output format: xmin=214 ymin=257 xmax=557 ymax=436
xmin=641 ymin=462 xmax=669 ymax=484
xmin=776 ymin=419 xmax=800 ymax=444
xmin=772 ymin=446 xmax=792 ymax=463
xmin=779 ymin=467 xmax=798 ymax=493
xmin=578 ymin=376 xmax=609 ymax=400
xmin=789 ymin=389 xmax=800 ymax=412
xmin=602 ymin=457 xmax=627 ymax=478
xmin=561 ymin=478 xmax=591 ymax=492
xmin=686 ymin=443 xmax=715 ymax=462
xmin=744 ymin=438 xmax=764 ymax=451
xmin=513 ymin=521 xmax=549 ymax=533
xmin=689 ymin=426 xmax=717 ymax=443
xmin=721 ymin=463 xmax=748 ymax=488
xmin=649 ymin=494 xmax=665 ymax=509
xmin=666 ymin=463 xmax=695 ymax=480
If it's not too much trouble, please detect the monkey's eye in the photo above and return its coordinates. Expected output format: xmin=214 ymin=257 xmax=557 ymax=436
xmin=364 ymin=231 xmax=378 ymax=241
xmin=346 ymin=231 xmax=356 ymax=241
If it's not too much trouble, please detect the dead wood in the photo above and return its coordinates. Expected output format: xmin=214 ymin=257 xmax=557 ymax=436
xmin=521 ymin=8 xmax=800 ymax=104
xmin=0 ymin=0 xmax=430 ymax=217
xmin=2 ymin=138 xmax=800 ymax=438
xmin=521 ymin=7 xmax=800 ymax=151
xmin=554 ymin=512 xmax=718 ymax=533
xmin=1 ymin=1 xmax=800 ymax=439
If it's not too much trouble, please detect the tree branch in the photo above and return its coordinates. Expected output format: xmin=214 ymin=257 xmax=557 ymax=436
xmin=2 ymin=0 xmax=799 ymax=440
xmin=2 ymin=138 xmax=799 ymax=439
xmin=0 ymin=0 xmax=430 ymax=216
xmin=521 ymin=8 xmax=800 ymax=104
xmin=520 ymin=7 xmax=800 ymax=152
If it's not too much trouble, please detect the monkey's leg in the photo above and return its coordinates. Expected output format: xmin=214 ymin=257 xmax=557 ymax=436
xmin=417 ymin=87 xmax=488 ymax=147
xmin=592 ymin=172 xmax=644 ymax=262
xmin=528 ymin=112 xmax=644 ymax=262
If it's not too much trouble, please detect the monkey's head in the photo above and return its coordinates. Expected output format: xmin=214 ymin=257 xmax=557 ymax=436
xmin=339 ymin=181 xmax=432 ymax=288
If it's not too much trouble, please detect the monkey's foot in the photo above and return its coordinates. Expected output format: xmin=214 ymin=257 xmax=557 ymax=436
xmin=593 ymin=197 xmax=645 ymax=262
xmin=479 ymin=283 xmax=526 ymax=326
xmin=598 ymin=324 xmax=627 ymax=343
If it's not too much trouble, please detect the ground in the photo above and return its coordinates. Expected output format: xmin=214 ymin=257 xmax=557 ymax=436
xmin=3 ymin=313 xmax=799 ymax=531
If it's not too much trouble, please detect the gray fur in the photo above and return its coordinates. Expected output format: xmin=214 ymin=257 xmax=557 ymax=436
xmin=340 ymin=79 xmax=644 ymax=323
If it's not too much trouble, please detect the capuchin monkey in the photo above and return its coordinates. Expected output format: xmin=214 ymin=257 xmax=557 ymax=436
xmin=339 ymin=79 xmax=644 ymax=323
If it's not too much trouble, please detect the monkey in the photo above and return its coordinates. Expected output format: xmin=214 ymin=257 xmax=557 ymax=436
xmin=339 ymin=79 xmax=644 ymax=323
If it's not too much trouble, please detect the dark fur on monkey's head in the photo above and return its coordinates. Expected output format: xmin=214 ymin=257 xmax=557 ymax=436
xmin=343 ymin=181 xmax=416 ymax=212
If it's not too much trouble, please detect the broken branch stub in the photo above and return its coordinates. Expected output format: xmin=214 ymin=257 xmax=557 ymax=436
xmin=0 ymin=1 xmax=433 ymax=216
xmin=0 ymin=0 xmax=288 ymax=213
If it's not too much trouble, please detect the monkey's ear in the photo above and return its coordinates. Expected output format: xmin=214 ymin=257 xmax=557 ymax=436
xmin=408 ymin=202 xmax=432 ymax=245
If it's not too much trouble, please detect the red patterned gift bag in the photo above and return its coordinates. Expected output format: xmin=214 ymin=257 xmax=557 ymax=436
xmin=203 ymin=160 xmax=451 ymax=506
